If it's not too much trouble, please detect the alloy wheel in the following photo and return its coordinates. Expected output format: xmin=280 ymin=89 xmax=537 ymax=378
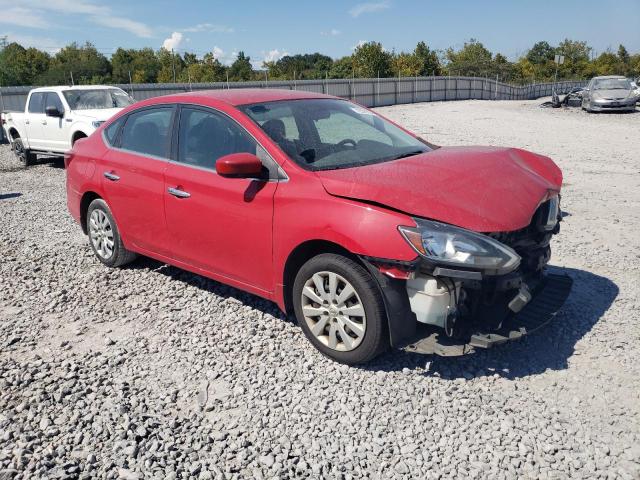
xmin=300 ymin=271 xmax=366 ymax=351
xmin=89 ymin=209 xmax=115 ymax=259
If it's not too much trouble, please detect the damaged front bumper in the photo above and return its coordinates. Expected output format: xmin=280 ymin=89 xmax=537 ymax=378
xmin=362 ymin=259 xmax=573 ymax=357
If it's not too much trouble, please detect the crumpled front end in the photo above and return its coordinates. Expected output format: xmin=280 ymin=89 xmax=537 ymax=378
xmin=365 ymin=197 xmax=573 ymax=356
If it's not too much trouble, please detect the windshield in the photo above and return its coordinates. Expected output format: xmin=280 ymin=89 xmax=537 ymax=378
xmin=593 ymin=78 xmax=632 ymax=90
xmin=63 ymin=89 xmax=135 ymax=110
xmin=240 ymin=99 xmax=431 ymax=171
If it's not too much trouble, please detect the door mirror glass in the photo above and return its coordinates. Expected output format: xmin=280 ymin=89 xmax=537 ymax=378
xmin=45 ymin=106 xmax=63 ymax=118
xmin=216 ymin=153 xmax=264 ymax=178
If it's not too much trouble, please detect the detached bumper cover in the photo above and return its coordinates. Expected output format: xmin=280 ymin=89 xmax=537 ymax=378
xmin=403 ymin=273 xmax=573 ymax=356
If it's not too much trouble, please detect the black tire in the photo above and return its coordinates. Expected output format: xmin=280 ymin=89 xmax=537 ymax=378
xmin=13 ymin=138 xmax=37 ymax=166
xmin=86 ymin=199 xmax=137 ymax=268
xmin=292 ymin=253 xmax=388 ymax=364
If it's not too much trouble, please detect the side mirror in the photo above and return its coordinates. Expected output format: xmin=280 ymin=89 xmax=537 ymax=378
xmin=45 ymin=106 xmax=63 ymax=118
xmin=216 ymin=153 xmax=264 ymax=178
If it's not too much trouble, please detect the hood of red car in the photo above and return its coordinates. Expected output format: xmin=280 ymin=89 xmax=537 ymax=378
xmin=315 ymin=146 xmax=562 ymax=232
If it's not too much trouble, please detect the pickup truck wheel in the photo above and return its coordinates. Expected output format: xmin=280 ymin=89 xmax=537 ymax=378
xmin=87 ymin=199 xmax=137 ymax=268
xmin=13 ymin=138 xmax=36 ymax=166
xmin=293 ymin=253 xmax=388 ymax=364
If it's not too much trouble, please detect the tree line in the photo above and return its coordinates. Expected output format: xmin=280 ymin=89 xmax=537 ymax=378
xmin=0 ymin=38 xmax=638 ymax=87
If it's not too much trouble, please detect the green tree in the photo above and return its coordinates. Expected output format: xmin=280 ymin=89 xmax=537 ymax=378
xmin=352 ymin=42 xmax=392 ymax=78
xmin=41 ymin=42 xmax=111 ymax=85
xmin=526 ymin=41 xmax=555 ymax=65
xmin=328 ymin=56 xmax=354 ymax=79
xmin=445 ymin=39 xmax=494 ymax=76
xmin=391 ymin=52 xmax=422 ymax=77
xmin=413 ymin=41 xmax=441 ymax=76
xmin=0 ymin=43 xmax=51 ymax=86
xmin=228 ymin=51 xmax=253 ymax=81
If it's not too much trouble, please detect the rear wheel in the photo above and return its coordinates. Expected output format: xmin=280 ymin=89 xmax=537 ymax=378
xmin=86 ymin=199 xmax=137 ymax=267
xmin=292 ymin=253 xmax=388 ymax=364
xmin=12 ymin=138 xmax=37 ymax=166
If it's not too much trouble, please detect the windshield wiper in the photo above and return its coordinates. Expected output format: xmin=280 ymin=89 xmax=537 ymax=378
xmin=390 ymin=150 xmax=426 ymax=161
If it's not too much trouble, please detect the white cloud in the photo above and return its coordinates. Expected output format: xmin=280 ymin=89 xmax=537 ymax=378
xmin=0 ymin=6 xmax=49 ymax=28
xmin=264 ymin=49 xmax=289 ymax=63
xmin=349 ymin=1 xmax=390 ymax=17
xmin=183 ymin=23 xmax=234 ymax=33
xmin=211 ymin=46 xmax=225 ymax=59
xmin=15 ymin=0 xmax=153 ymax=38
xmin=352 ymin=40 xmax=368 ymax=50
xmin=321 ymin=29 xmax=341 ymax=36
xmin=3 ymin=32 xmax=61 ymax=53
xmin=92 ymin=16 xmax=152 ymax=38
xmin=162 ymin=32 xmax=184 ymax=51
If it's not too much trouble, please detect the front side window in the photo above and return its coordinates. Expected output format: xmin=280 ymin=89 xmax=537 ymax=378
xmin=178 ymin=107 xmax=257 ymax=170
xmin=62 ymin=89 xmax=135 ymax=110
xmin=28 ymin=92 xmax=45 ymax=114
xmin=240 ymin=99 xmax=430 ymax=171
xmin=45 ymin=92 xmax=64 ymax=112
xmin=120 ymin=107 xmax=174 ymax=158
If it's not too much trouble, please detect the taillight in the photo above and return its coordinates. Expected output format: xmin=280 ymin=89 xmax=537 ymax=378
xmin=63 ymin=152 xmax=74 ymax=169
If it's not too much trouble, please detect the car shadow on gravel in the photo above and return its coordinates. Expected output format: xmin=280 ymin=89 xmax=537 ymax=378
xmin=364 ymin=266 xmax=618 ymax=379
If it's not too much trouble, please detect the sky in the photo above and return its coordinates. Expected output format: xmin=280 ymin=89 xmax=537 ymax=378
xmin=1 ymin=0 xmax=639 ymax=67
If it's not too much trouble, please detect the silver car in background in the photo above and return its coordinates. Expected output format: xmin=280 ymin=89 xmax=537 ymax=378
xmin=582 ymin=76 xmax=638 ymax=112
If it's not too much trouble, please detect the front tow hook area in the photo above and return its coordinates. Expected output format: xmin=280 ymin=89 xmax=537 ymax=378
xmin=403 ymin=273 xmax=573 ymax=357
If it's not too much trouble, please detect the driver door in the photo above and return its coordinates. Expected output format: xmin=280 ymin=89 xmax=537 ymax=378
xmin=163 ymin=105 xmax=278 ymax=293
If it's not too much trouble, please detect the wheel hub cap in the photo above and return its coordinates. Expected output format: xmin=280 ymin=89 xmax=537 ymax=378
xmin=301 ymin=271 xmax=366 ymax=352
xmin=89 ymin=209 xmax=115 ymax=260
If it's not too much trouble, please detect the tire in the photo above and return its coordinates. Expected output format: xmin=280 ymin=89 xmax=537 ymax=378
xmin=86 ymin=199 xmax=137 ymax=268
xmin=292 ymin=253 xmax=388 ymax=364
xmin=12 ymin=138 xmax=37 ymax=166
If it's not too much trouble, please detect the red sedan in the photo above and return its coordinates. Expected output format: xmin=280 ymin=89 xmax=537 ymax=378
xmin=66 ymin=89 xmax=571 ymax=364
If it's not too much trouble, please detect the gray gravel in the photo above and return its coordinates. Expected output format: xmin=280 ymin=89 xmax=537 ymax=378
xmin=1 ymin=99 xmax=639 ymax=479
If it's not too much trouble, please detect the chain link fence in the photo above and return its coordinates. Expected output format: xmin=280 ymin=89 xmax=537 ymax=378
xmin=0 ymin=76 xmax=585 ymax=113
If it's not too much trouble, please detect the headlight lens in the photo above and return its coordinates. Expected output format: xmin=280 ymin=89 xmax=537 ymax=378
xmin=92 ymin=121 xmax=105 ymax=128
xmin=398 ymin=219 xmax=521 ymax=275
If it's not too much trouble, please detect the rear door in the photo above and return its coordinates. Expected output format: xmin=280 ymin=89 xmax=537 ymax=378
xmin=100 ymin=105 xmax=176 ymax=256
xmin=25 ymin=92 xmax=47 ymax=150
xmin=163 ymin=105 xmax=278 ymax=292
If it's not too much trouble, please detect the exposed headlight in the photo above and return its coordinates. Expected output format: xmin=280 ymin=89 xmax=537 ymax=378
xmin=398 ymin=219 xmax=521 ymax=275
xmin=92 ymin=121 xmax=105 ymax=128
xmin=543 ymin=196 xmax=559 ymax=231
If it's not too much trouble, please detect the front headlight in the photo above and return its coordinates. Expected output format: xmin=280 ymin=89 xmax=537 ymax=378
xmin=92 ymin=121 xmax=105 ymax=129
xmin=398 ymin=219 xmax=521 ymax=275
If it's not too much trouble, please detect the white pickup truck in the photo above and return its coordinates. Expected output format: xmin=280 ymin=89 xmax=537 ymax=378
xmin=3 ymin=85 xmax=134 ymax=166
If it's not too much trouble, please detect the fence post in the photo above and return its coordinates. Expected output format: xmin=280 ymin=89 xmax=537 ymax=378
xmin=412 ymin=75 xmax=416 ymax=104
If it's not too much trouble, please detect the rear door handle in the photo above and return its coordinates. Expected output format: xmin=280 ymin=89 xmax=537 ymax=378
xmin=103 ymin=172 xmax=120 ymax=181
xmin=168 ymin=187 xmax=191 ymax=198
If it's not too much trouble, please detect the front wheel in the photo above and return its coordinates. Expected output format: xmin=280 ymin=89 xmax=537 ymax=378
xmin=12 ymin=138 xmax=37 ymax=166
xmin=292 ymin=253 xmax=388 ymax=364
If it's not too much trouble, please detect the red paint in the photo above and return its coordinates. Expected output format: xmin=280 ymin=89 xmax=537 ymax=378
xmin=216 ymin=153 xmax=263 ymax=177
xmin=66 ymin=89 xmax=564 ymax=312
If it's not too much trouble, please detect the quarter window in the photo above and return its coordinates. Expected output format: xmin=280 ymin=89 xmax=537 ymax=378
xmin=104 ymin=116 xmax=125 ymax=146
xmin=28 ymin=93 xmax=46 ymax=114
xmin=120 ymin=107 xmax=174 ymax=158
xmin=178 ymin=107 xmax=257 ymax=170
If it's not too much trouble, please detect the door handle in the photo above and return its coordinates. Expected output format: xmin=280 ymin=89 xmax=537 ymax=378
xmin=103 ymin=171 xmax=120 ymax=181
xmin=167 ymin=187 xmax=191 ymax=198
xmin=25 ymin=120 xmax=30 ymax=125
xmin=41 ymin=120 xmax=47 ymax=125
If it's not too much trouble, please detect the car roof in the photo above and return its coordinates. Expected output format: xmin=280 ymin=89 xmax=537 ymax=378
xmin=30 ymin=85 xmax=123 ymax=93
xmin=149 ymin=88 xmax=339 ymax=107
xmin=591 ymin=75 xmax=628 ymax=80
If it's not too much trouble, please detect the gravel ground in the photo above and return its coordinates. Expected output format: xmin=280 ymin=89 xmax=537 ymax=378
xmin=1 ymin=99 xmax=639 ymax=480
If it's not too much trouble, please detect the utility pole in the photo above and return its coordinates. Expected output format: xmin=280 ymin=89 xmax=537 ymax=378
xmin=128 ymin=71 xmax=134 ymax=99
xmin=0 ymin=36 xmax=8 ymax=50
xmin=70 ymin=71 xmax=75 ymax=86
xmin=171 ymin=49 xmax=176 ymax=83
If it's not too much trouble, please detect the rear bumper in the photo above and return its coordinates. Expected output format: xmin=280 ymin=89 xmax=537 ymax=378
xmin=403 ymin=273 xmax=573 ymax=356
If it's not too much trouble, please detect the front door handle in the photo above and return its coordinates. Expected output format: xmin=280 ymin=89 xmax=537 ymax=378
xmin=41 ymin=120 xmax=47 ymax=125
xmin=103 ymin=171 xmax=120 ymax=181
xmin=168 ymin=187 xmax=191 ymax=199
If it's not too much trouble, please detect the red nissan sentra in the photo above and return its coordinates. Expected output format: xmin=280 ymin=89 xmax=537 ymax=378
xmin=66 ymin=89 xmax=572 ymax=364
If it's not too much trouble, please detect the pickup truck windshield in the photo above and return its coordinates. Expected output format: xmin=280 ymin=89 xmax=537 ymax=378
xmin=63 ymin=89 xmax=134 ymax=110
xmin=240 ymin=99 xmax=431 ymax=171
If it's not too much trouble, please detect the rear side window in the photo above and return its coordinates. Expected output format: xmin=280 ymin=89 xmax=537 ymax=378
xmin=45 ymin=92 xmax=64 ymax=112
xmin=177 ymin=107 xmax=257 ymax=170
xmin=28 ymin=93 xmax=45 ymax=113
xmin=104 ymin=116 xmax=125 ymax=146
xmin=120 ymin=107 xmax=174 ymax=158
